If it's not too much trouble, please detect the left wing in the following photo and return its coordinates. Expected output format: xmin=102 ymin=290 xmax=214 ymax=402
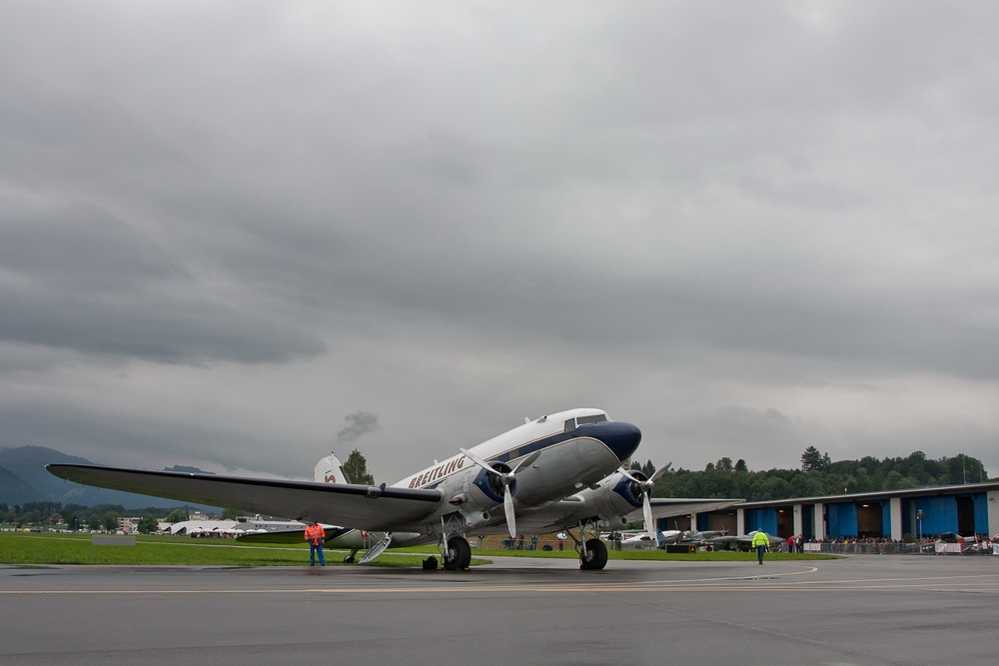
xmin=47 ymin=464 xmax=443 ymax=531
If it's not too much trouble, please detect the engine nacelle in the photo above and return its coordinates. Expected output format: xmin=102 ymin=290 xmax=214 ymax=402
xmin=573 ymin=470 xmax=647 ymax=527
xmin=436 ymin=461 xmax=516 ymax=528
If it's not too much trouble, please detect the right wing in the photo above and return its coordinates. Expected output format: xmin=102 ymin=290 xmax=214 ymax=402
xmin=646 ymin=497 xmax=744 ymax=519
xmin=47 ymin=464 xmax=443 ymax=531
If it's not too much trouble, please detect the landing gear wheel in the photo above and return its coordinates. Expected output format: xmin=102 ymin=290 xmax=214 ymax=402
xmin=422 ymin=556 xmax=438 ymax=570
xmin=343 ymin=554 xmax=355 ymax=563
xmin=580 ymin=538 xmax=608 ymax=570
xmin=443 ymin=536 xmax=472 ymax=570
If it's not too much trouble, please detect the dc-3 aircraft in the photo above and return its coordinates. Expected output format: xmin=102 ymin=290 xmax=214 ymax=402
xmin=47 ymin=407 xmax=741 ymax=571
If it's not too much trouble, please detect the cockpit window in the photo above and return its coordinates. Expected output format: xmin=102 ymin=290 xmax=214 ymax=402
xmin=564 ymin=414 xmax=608 ymax=432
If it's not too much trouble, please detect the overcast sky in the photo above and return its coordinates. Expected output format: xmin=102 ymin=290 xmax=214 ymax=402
xmin=2 ymin=2 xmax=998 ymax=485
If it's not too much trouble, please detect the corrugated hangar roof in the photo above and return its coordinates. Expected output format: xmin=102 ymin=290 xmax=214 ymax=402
xmin=734 ymin=480 xmax=999 ymax=509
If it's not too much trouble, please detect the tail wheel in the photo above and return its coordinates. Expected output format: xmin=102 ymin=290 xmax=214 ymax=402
xmin=443 ymin=536 xmax=471 ymax=571
xmin=580 ymin=538 xmax=608 ymax=570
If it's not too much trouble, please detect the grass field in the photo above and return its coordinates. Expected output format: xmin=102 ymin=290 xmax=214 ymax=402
xmin=0 ymin=531 xmax=839 ymax=567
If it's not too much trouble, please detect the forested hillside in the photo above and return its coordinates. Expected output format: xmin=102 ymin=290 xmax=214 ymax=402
xmin=642 ymin=449 xmax=990 ymax=502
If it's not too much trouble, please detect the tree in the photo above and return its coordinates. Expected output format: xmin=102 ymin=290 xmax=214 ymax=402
xmin=801 ymin=446 xmax=831 ymax=472
xmin=19 ymin=509 xmax=41 ymax=525
xmin=734 ymin=459 xmax=748 ymax=473
xmin=221 ymin=507 xmax=240 ymax=520
xmin=343 ymin=449 xmax=375 ymax=485
xmin=137 ymin=517 xmax=159 ymax=534
xmin=165 ymin=509 xmax=188 ymax=523
xmin=102 ymin=512 xmax=119 ymax=532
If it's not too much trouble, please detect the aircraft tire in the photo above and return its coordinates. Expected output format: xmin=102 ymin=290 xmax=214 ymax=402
xmin=443 ymin=536 xmax=471 ymax=570
xmin=580 ymin=538 xmax=608 ymax=570
xmin=422 ymin=556 xmax=438 ymax=570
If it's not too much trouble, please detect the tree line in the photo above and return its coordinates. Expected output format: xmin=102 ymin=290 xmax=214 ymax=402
xmin=0 ymin=501 xmax=215 ymax=533
xmin=637 ymin=449 xmax=990 ymax=502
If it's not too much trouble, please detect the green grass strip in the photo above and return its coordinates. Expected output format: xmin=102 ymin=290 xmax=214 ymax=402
xmin=1 ymin=532 xmax=838 ymax=566
xmin=0 ymin=532 xmax=486 ymax=567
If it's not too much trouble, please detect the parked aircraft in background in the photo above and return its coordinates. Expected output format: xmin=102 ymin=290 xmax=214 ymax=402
xmin=674 ymin=529 xmax=729 ymax=546
xmin=48 ymin=408 xmax=740 ymax=570
xmin=621 ymin=528 xmax=729 ymax=548
xmin=707 ymin=530 xmax=780 ymax=552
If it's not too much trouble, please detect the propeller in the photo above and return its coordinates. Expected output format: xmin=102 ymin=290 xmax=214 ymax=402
xmin=619 ymin=462 xmax=672 ymax=541
xmin=459 ymin=448 xmax=541 ymax=538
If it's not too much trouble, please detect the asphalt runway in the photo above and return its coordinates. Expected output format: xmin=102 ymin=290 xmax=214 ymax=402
xmin=2 ymin=554 xmax=998 ymax=665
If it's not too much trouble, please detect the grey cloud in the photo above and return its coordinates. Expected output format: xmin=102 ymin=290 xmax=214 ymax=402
xmin=1 ymin=2 xmax=998 ymax=480
xmin=0 ymin=196 xmax=325 ymax=365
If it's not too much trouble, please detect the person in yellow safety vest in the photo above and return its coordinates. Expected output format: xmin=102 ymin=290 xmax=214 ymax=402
xmin=304 ymin=521 xmax=326 ymax=566
xmin=752 ymin=530 xmax=771 ymax=565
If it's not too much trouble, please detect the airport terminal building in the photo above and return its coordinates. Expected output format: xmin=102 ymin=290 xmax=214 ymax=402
xmin=666 ymin=481 xmax=999 ymax=541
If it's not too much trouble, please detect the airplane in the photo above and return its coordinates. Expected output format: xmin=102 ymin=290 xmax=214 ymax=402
xmin=673 ymin=529 xmax=729 ymax=547
xmin=707 ymin=530 xmax=779 ymax=552
xmin=47 ymin=407 xmax=741 ymax=571
xmin=620 ymin=528 xmax=728 ymax=549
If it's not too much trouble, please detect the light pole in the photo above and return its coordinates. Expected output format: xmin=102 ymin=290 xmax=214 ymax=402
xmin=916 ymin=509 xmax=926 ymax=553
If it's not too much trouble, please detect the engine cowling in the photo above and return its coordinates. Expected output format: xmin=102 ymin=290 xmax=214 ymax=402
xmin=573 ymin=470 xmax=646 ymax=528
xmin=435 ymin=461 xmax=516 ymax=528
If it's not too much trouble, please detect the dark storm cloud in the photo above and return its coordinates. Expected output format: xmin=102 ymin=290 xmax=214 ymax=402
xmin=0 ymin=196 xmax=325 ymax=364
xmin=1 ymin=2 xmax=998 ymax=480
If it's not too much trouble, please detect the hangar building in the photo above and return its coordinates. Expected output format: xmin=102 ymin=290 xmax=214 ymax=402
xmin=661 ymin=481 xmax=999 ymax=541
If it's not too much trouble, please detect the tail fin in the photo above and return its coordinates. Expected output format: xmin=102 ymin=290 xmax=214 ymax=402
xmin=314 ymin=452 xmax=350 ymax=484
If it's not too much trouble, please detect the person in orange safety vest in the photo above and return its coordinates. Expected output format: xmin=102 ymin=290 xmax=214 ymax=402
xmin=304 ymin=521 xmax=326 ymax=566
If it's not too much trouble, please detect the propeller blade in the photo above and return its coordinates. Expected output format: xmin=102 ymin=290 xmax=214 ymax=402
xmin=648 ymin=461 xmax=672 ymax=483
xmin=461 ymin=447 xmax=529 ymax=538
xmin=642 ymin=492 xmax=654 ymax=538
xmin=459 ymin=448 xmax=504 ymax=478
xmin=618 ymin=467 xmax=643 ymax=484
xmin=503 ymin=489 xmax=516 ymax=538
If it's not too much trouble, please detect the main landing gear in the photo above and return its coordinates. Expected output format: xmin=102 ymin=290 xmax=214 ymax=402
xmin=579 ymin=538 xmax=608 ymax=570
xmin=443 ymin=535 xmax=472 ymax=570
xmin=431 ymin=515 xmax=471 ymax=571
xmin=575 ymin=519 xmax=608 ymax=570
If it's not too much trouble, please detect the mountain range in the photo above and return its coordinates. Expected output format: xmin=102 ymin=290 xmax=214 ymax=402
xmin=0 ymin=445 xmax=211 ymax=509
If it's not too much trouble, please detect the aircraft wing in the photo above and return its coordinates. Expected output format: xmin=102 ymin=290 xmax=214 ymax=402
xmin=47 ymin=464 xmax=443 ymax=531
xmin=645 ymin=498 xmax=744 ymax=519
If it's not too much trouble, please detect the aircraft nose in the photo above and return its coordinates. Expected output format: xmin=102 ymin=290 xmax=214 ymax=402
xmin=594 ymin=421 xmax=642 ymax=462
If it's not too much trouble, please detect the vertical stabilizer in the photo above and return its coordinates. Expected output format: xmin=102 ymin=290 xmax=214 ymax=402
xmin=315 ymin=453 xmax=350 ymax=484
